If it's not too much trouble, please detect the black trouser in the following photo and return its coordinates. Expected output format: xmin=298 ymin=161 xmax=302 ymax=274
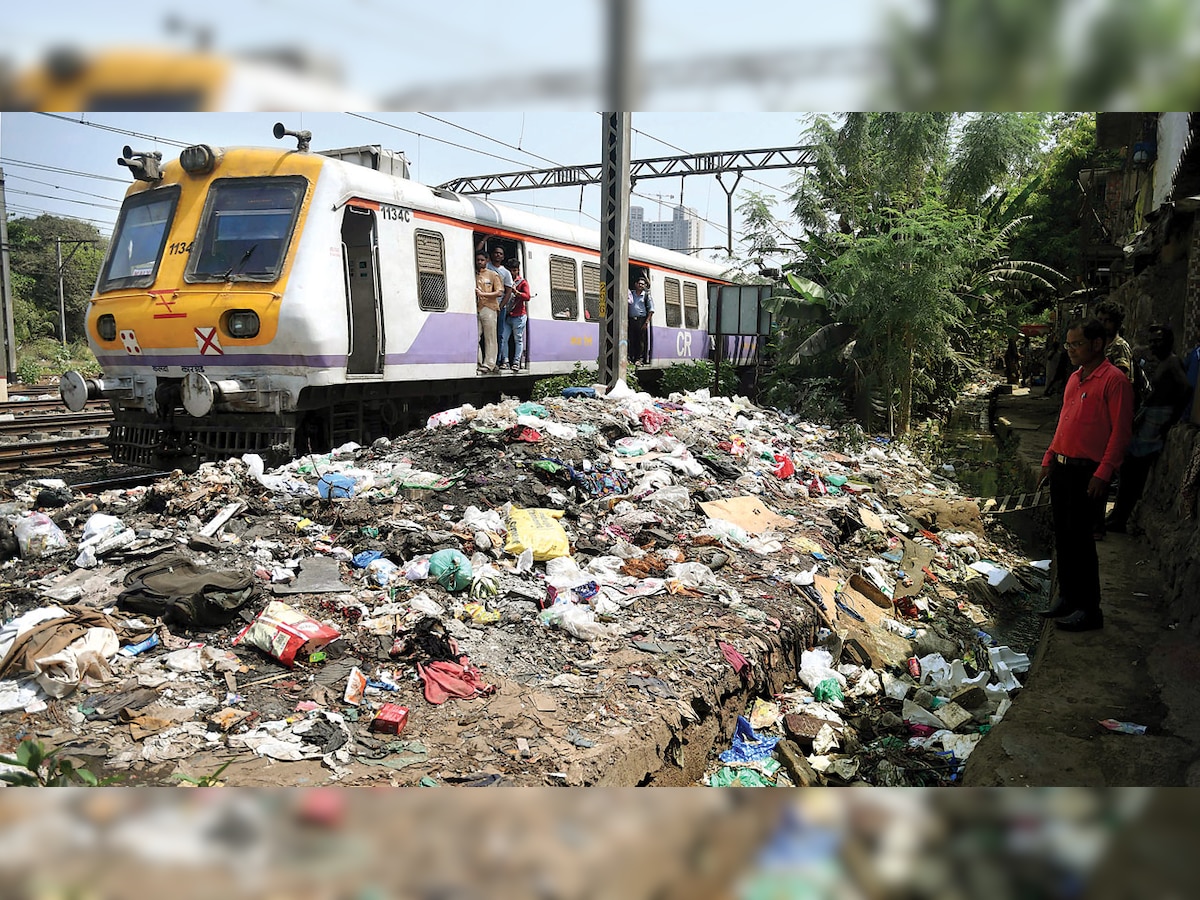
xmin=1109 ymin=452 xmax=1157 ymax=527
xmin=1050 ymin=459 xmax=1105 ymax=614
xmin=628 ymin=315 xmax=648 ymax=362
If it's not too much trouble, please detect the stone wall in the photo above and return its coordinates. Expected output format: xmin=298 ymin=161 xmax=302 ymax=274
xmin=1137 ymin=422 xmax=1200 ymax=632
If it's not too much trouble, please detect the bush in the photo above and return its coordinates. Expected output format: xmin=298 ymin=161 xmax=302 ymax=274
xmin=658 ymin=359 xmax=737 ymax=396
xmin=15 ymin=355 xmax=45 ymax=385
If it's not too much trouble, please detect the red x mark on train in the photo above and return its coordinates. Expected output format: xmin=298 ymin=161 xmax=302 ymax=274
xmin=194 ymin=326 xmax=224 ymax=355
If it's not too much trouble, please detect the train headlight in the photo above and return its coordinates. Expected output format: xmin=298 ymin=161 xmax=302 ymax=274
xmin=180 ymin=144 xmax=216 ymax=174
xmin=226 ymin=310 xmax=260 ymax=339
xmin=97 ymin=314 xmax=117 ymax=341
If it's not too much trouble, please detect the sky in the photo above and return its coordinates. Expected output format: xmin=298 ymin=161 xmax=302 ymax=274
xmin=1 ymin=111 xmax=815 ymax=269
xmin=0 ymin=0 xmax=887 ymax=110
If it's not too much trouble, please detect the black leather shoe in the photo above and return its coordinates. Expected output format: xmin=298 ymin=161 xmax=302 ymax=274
xmin=1055 ymin=610 xmax=1104 ymax=632
xmin=1038 ymin=601 xmax=1078 ymax=619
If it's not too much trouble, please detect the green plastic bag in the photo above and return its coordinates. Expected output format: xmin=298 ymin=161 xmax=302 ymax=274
xmin=813 ymin=677 xmax=844 ymax=703
xmin=428 ymin=549 xmax=473 ymax=593
xmin=516 ymin=401 xmax=549 ymax=418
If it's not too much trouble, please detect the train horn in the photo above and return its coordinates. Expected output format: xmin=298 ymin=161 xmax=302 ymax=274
xmin=273 ymin=122 xmax=312 ymax=152
xmin=117 ymin=145 xmax=163 ymax=183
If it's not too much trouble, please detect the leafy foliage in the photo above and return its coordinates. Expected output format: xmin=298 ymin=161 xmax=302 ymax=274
xmin=0 ymin=738 xmax=117 ymax=786
xmin=6 ymin=215 xmax=106 ymax=344
xmin=658 ymin=360 xmax=737 ymax=397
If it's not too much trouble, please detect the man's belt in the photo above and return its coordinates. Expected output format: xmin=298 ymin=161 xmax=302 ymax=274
xmin=1054 ymin=453 xmax=1097 ymax=467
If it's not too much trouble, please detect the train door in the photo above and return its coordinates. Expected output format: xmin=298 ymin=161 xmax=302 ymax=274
xmin=342 ymin=205 xmax=382 ymax=375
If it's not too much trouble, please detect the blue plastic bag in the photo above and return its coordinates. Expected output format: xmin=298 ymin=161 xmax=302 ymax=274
xmin=318 ymin=473 xmax=356 ymax=499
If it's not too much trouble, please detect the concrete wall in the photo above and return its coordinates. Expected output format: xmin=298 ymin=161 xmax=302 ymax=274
xmin=1137 ymin=422 xmax=1200 ymax=632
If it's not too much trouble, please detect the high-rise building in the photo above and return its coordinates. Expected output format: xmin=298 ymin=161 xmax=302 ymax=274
xmin=629 ymin=204 xmax=703 ymax=255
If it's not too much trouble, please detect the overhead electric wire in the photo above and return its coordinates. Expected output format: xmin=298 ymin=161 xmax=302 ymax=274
xmin=0 ymin=157 xmax=129 ymax=184
xmin=36 ymin=112 xmax=193 ymax=149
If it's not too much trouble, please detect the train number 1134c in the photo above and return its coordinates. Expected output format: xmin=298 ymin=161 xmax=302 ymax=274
xmin=381 ymin=205 xmax=412 ymax=222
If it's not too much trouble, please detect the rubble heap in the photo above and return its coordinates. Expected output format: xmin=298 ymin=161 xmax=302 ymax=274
xmin=0 ymin=385 xmax=1048 ymax=786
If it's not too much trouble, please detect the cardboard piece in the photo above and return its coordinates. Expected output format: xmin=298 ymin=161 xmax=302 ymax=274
xmin=858 ymin=505 xmax=887 ymax=533
xmin=893 ymin=536 xmax=937 ymax=600
xmin=270 ymin=556 xmax=348 ymax=595
xmin=698 ymin=496 xmax=794 ymax=535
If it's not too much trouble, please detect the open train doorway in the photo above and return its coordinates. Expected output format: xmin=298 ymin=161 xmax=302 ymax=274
xmin=342 ymin=204 xmax=383 ymax=375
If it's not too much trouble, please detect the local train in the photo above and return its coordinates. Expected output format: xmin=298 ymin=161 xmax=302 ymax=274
xmin=60 ymin=124 xmax=733 ymax=470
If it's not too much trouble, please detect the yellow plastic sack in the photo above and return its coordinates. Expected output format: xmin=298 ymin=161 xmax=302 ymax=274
xmin=504 ymin=507 xmax=570 ymax=561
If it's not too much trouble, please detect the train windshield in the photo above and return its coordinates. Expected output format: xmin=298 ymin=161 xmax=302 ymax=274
xmin=99 ymin=186 xmax=180 ymax=291
xmin=186 ymin=176 xmax=307 ymax=283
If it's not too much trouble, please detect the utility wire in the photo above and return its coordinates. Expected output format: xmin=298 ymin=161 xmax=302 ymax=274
xmin=36 ymin=112 xmax=193 ymax=148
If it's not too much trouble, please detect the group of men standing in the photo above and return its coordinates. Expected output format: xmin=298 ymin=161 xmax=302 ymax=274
xmin=1039 ymin=300 xmax=1194 ymax=633
xmin=473 ymin=246 xmax=656 ymax=373
xmin=474 ymin=244 xmax=530 ymax=374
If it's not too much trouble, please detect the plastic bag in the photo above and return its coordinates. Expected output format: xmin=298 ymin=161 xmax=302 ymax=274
xmin=404 ymin=555 xmax=432 ymax=581
xmin=15 ymin=513 xmax=69 ymax=558
xmin=428 ymin=549 xmax=473 ymax=592
xmin=648 ymin=484 xmax=691 ymax=514
xmin=538 ymin=603 xmax=617 ymax=641
xmin=232 ymin=600 xmax=341 ymax=667
xmin=317 ymin=473 xmax=356 ymax=499
xmin=504 ymin=507 xmax=570 ymax=561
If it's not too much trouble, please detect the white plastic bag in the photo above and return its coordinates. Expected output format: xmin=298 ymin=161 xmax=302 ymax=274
xmin=15 ymin=513 xmax=69 ymax=558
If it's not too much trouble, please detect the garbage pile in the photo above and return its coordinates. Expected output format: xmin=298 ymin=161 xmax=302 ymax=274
xmin=0 ymin=384 xmax=1048 ymax=786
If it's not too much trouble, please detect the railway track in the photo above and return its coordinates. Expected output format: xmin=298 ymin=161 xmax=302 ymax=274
xmin=0 ymin=435 xmax=112 ymax=471
xmin=0 ymin=411 xmax=112 ymax=436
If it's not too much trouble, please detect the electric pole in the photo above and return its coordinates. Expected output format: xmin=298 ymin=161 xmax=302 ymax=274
xmin=0 ymin=167 xmax=13 ymax=400
xmin=55 ymin=237 xmax=93 ymax=346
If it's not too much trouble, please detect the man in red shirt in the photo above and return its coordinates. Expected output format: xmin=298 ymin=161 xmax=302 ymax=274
xmin=1038 ymin=318 xmax=1134 ymax=631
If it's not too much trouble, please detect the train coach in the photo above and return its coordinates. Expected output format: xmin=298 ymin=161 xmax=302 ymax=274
xmin=60 ymin=124 xmax=732 ymax=470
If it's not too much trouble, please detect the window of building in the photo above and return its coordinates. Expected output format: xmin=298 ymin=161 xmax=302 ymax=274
xmin=683 ymin=281 xmax=700 ymax=328
xmin=414 ymin=230 xmax=447 ymax=311
xmin=549 ymin=255 xmax=579 ymax=319
xmin=663 ymin=278 xmax=682 ymax=327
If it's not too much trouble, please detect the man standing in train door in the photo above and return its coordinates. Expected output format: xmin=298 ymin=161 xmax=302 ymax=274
xmin=475 ymin=252 xmax=504 ymax=375
xmin=628 ymin=275 xmax=653 ymax=364
xmin=488 ymin=244 xmax=514 ymax=368
xmin=1038 ymin=318 xmax=1134 ymax=632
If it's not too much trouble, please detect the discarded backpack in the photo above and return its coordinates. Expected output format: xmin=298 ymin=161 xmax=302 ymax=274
xmin=117 ymin=552 xmax=260 ymax=627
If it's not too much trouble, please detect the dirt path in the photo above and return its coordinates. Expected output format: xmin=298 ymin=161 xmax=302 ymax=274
xmin=963 ymin=389 xmax=1200 ymax=786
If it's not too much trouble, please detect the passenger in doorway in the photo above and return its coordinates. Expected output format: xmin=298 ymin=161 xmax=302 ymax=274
xmin=1107 ymin=324 xmax=1191 ymax=533
xmin=1037 ymin=318 xmax=1134 ymax=632
xmin=628 ymin=276 xmax=653 ymax=364
xmin=474 ymin=252 xmax=504 ymax=375
xmin=502 ymin=258 xmax=530 ymax=371
xmin=487 ymin=244 xmax=514 ymax=368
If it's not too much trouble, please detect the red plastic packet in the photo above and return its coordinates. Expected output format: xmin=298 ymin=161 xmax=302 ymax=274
xmin=232 ymin=600 xmax=340 ymax=667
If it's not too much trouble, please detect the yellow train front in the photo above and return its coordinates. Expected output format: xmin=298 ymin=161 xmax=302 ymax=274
xmin=61 ymin=126 xmax=729 ymax=470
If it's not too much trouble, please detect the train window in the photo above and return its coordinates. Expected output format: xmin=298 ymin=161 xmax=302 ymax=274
xmin=99 ymin=185 xmax=180 ymax=291
xmin=186 ymin=176 xmax=306 ymax=283
xmin=582 ymin=262 xmax=601 ymax=320
xmin=549 ymin=255 xmax=579 ymax=320
xmin=663 ymin=278 xmax=682 ymax=328
xmin=414 ymin=230 xmax=447 ymax=311
xmin=683 ymin=281 xmax=700 ymax=328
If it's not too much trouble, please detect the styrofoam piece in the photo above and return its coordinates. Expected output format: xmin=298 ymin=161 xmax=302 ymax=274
xmin=988 ymin=645 xmax=1030 ymax=673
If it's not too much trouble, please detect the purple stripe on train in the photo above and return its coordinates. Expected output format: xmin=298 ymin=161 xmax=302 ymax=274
xmin=387 ymin=316 xmax=709 ymax=365
xmin=94 ymin=317 xmax=711 ymax=370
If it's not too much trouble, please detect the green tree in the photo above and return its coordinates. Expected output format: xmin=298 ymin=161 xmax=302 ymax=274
xmin=1007 ymin=113 xmax=1120 ymax=292
xmin=761 ymin=113 xmax=1053 ymax=432
xmin=6 ymin=215 xmax=107 ymax=344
